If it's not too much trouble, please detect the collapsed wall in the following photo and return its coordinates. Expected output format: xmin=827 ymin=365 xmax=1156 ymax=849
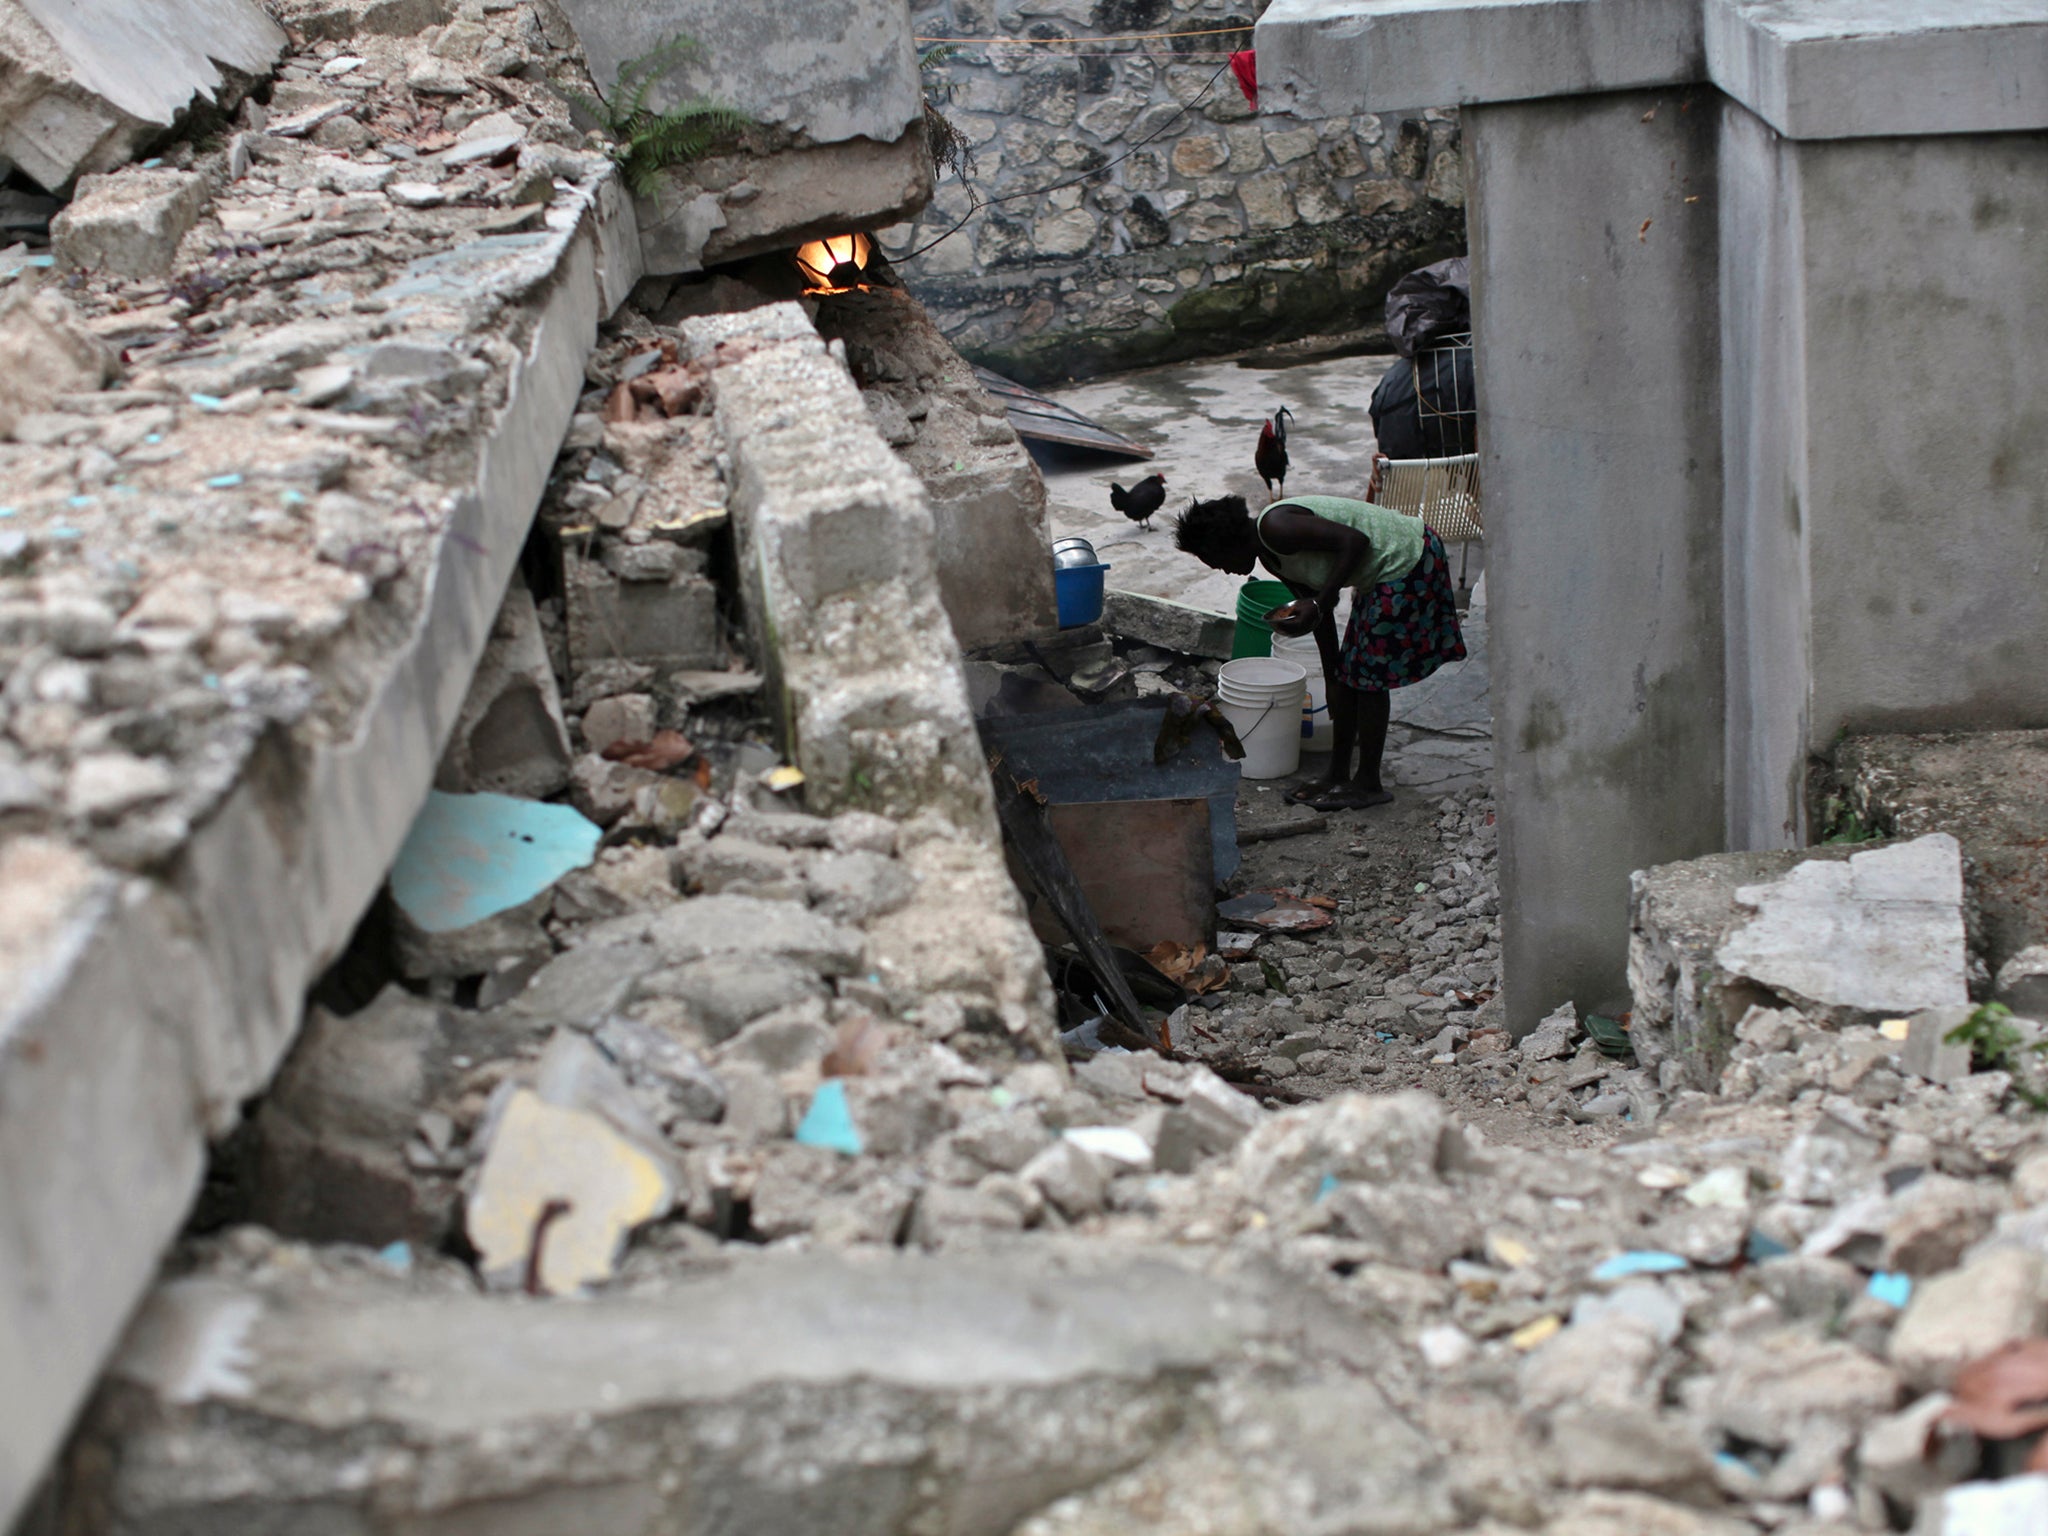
xmin=0 ymin=0 xmax=1036 ymax=1521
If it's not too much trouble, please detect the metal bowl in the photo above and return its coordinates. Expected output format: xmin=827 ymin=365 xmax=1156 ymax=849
xmin=1052 ymin=536 xmax=1099 ymax=570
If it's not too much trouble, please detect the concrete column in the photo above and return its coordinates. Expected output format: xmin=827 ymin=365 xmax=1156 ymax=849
xmin=1468 ymin=89 xmax=1725 ymax=1031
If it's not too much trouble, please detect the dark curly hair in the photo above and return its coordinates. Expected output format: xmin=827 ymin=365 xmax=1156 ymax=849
xmin=1173 ymin=494 xmax=1253 ymax=561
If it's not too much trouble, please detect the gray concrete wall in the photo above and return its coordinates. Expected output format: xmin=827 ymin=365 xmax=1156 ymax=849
xmin=1798 ymin=130 xmax=2048 ymax=747
xmin=1469 ymin=87 xmax=1725 ymax=1033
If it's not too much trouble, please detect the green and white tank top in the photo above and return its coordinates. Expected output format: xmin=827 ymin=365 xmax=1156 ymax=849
xmin=1253 ymin=495 xmax=1427 ymax=593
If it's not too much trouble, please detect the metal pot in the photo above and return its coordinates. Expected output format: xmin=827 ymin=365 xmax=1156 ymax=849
xmin=1052 ymin=536 xmax=1099 ymax=570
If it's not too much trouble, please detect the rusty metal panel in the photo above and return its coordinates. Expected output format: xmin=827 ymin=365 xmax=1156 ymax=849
xmin=1046 ymin=798 xmax=1215 ymax=953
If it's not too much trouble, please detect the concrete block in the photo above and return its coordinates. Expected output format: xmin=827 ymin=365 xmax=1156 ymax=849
xmin=1898 ymin=1006 xmax=1973 ymax=1085
xmin=1706 ymin=0 xmax=2048 ymax=140
xmin=272 ymin=0 xmax=450 ymax=38
xmin=0 ymin=0 xmax=282 ymax=191
xmin=555 ymin=0 xmax=921 ymax=150
xmin=1628 ymin=845 xmax=1848 ymax=1083
xmin=248 ymin=988 xmax=542 ymax=1247
xmin=1103 ymin=588 xmax=1235 ymax=660
xmin=434 ymin=581 xmax=573 ymax=800
xmin=1998 ymin=947 xmax=2048 ymax=1020
xmin=563 ymin=546 xmax=720 ymax=671
xmin=639 ymin=131 xmax=934 ymax=274
xmin=814 ymin=286 xmax=1057 ymax=648
xmin=1255 ymin=0 xmax=1703 ymax=117
xmin=0 ymin=285 xmax=114 ymax=442
xmin=1890 ymin=1248 xmax=2048 ymax=1391
xmin=1714 ymin=834 xmax=1970 ymax=1020
xmin=557 ymin=0 xmax=932 ymax=275
xmin=50 ymin=168 xmax=207 ymax=279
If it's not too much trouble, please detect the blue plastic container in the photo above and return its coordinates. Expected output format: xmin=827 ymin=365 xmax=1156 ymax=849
xmin=1055 ymin=562 xmax=1109 ymax=628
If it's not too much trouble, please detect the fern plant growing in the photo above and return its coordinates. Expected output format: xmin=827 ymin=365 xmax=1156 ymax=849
xmin=569 ymin=34 xmax=752 ymax=198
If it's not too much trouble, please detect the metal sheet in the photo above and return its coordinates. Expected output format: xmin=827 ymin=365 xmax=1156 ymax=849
xmin=980 ymin=700 xmax=1241 ymax=882
xmin=1047 ymin=799 xmax=1214 ymax=952
xmin=973 ymin=365 xmax=1154 ymax=461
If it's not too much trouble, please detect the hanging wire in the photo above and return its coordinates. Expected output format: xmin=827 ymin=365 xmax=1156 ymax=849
xmin=894 ymin=54 xmax=1237 ymax=263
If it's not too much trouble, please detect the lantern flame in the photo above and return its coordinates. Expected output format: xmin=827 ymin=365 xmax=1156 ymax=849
xmin=793 ymin=232 xmax=873 ymax=295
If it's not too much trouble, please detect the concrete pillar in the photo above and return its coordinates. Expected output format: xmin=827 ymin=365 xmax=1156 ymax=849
xmin=1469 ymin=88 xmax=1726 ymax=1031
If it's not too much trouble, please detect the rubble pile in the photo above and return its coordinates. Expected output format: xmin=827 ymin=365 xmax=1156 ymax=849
xmin=12 ymin=9 xmax=2048 ymax=1535
xmin=0 ymin=1 xmax=656 ymax=1504
xmin=0 ymin=2 xmax=620 ymax=875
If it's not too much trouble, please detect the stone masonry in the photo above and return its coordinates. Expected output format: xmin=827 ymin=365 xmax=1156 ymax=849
xmin=885 ymin=0 xmax=1466 ymax=382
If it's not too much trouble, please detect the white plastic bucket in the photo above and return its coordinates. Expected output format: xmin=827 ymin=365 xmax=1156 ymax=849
xmin=1272 ymin=632 xmax=1332 ymax=754
xmin=1216 ymin=657 xmax=1308 ymax=780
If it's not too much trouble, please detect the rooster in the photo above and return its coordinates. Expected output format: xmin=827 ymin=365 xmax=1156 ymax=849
xmin=1255 ymin=406 xmax=1293 ymax=502
xmin=1110 ymin=470 xmax=1167 ymax=531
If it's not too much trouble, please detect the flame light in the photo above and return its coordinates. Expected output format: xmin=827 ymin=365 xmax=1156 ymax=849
xmin=793 ymin=232 xmax=873 ymax=295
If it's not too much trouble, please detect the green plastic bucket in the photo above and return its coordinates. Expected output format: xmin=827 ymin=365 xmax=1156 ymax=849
xmin=1231 ymin=579 xmax=1295 ymax=660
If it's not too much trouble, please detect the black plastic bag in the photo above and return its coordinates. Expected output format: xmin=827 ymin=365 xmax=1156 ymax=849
xmin=1384 ymin=255 xmax=1471 ymax=359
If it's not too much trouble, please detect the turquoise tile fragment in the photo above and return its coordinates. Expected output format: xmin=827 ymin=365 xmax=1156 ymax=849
xmin=796 ymin=1080 xmax=863 ymax=1155
xmin=1592 ymin=1250 xmax=1689 ymax=1281
xmin=390 ymin=790 xmax=600 ymax=933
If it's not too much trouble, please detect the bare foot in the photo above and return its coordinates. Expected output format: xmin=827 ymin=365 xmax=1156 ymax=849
xmin=1306 ymin=785 xmax=1394 ymax=811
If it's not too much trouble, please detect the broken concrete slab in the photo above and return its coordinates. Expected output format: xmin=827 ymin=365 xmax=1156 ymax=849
xmin=270 ymin=0 xmax=450 ymax=39
xmin=1630 ymin=841 xmax=1921 ymax=1086
xmin=0 ymin=142 xmax=640 ymax=1527
xmin=0 ymin=0 xmax=284 ymax=191
xmin=433 ymin=581 xmax=573 ymax=800
xmin=1830 ymin=731 xmax=2048 ymax=978
xmin=556 ymin=0 xmax=931 ymax=275
xmin=1103 ymin=588 xmax=1237 ymax=661
xmin=1716 ymin=834 xmax=1969 ymax=1023
xmin=77 ymin=1245 xmax=1393 ymax=1535
xmin=814 ymin=285 xmax=1058 ymax=650
xmin=680 ymin=303 xmax=1061 ymax=1065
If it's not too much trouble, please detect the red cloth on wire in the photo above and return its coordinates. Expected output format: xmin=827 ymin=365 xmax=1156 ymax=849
xmin=1229 ymin=49 xmax=1257 ymax=110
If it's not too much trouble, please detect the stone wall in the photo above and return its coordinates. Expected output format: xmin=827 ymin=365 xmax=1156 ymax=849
xmin=882 ymin=0 xmax=1465 ymax=385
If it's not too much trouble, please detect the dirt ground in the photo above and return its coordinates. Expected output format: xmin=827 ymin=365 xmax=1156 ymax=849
xmin=1201 ymin=770 xmax=1629 ymax=1158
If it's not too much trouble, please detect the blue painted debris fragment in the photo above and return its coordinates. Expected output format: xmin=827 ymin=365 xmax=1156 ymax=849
xmin=1745 ymin=1230 xmax=1790 ymax=1263
xmin=390 ymin=790 xmax=600 ymax=933
xmin=1314 ymin=1173 xmax=1340 ymax=1202
xmin=795 ymin=1080 xmax=863 ymax=1155
xmin=1868 ymin=1272 xmax=1913 ymax=1308
xmin=206 ymin=473 xmax=244 ymax=489
xmin=1592 ymin=1250 xmax=1690 ymax=1281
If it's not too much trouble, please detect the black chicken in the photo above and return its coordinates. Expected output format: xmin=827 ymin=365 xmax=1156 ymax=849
xmin=1255 ymin=406 xmax=1293 ymax=501
xmin=1110 ymin=470 xmax=1167 ymax=530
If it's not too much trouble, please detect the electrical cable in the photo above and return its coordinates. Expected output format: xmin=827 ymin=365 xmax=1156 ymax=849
xmin=894 ymin=54 xmax=1236 ymax=262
